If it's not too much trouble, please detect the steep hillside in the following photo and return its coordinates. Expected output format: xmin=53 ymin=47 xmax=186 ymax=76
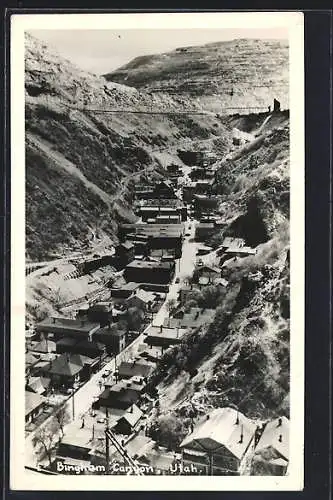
xmin=214 ymin=111 xmax=289 ymax=244
xmin=25 ymin=34 xmax=232 ymax=261
xmin=148 ymin=114 xmax=290 ymax=440
xmin=104 ymin=39 xmax=289 ymax=112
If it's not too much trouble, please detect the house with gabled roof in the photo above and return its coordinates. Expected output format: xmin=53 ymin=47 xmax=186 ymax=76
xmin=113 ymin=404 xmax=143 ymax=435
xmin=30 ymin=339 xmax=56 ymax=354
xmin=48 ymin=353 xmax=87 ymax=388
xmin=180 ymin=407 xmax=256 ymax=475
xmin=126 ymin=289 xmax=156 ymax=311
xmin=26 ymin=376 xmax=51 ymax=396
xmin=96 ymin=386 xmax=140 ymax=411
xmin=25 ymin=390 xmax=46 ymax=424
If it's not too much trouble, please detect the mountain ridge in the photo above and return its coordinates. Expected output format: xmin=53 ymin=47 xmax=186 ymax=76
xmin=104 ymin=38 xmax=289 ymax=112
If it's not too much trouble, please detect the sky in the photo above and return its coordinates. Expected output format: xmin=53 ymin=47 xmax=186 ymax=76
xmin=29 ymin=28 xmax=288 ymax=76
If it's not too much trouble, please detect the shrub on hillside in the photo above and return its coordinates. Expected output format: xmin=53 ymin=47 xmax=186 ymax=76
xmin=148 ymin=414 xmax=189 ymax=450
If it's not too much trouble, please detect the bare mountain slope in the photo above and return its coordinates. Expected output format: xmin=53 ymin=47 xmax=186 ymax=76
xmin=104 ymin=38 xmax=289 ymax=112
xmin=25 ymin=33 xmax=233 ymax=260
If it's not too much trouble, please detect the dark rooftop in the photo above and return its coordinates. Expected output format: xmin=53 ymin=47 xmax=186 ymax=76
xmin=56 ymin=337 xmax=78 ymax=347
xmin=118 ymin=361 xmax=154 ymax=379
xmin=126 ymin=260 xmax=173 ymax=270
xmin=48 ymin=353 xmax=85 ymax=377
xmin=121 ymin=241 xmax=135 ymax=250
xmin=30 ymin=339 xmax=56 ymax=353
xmin=36 ymin=317 xmax=100 ymax=335
xmin=94 ymin=324 xmax=126 ymax=339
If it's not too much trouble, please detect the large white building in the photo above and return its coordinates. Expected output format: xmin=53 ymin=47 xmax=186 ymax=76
xmin=180 ymin=407 xmax=256 ymax=475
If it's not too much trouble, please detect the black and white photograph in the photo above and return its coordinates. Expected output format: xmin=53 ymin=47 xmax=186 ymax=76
xmin=10 ymin=11 xmax=304 ymax=490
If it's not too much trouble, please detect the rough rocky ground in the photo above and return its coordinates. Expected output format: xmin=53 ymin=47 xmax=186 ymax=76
xmin=104 ymin=38 xmax=289 ymax=112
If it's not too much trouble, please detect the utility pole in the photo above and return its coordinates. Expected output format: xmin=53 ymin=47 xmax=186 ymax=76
xmin=105 ymin=407 xmax=110 ymax=474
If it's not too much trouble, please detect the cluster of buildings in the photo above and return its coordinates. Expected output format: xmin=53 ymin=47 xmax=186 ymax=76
xmin=134 ymin=180 xmax=178 ymax=201
xmin=25 ymin=177 xmax=187 ymax=442
xmin=134 ymin=181 xmax=187 ymax=224
xmin=114 ymin=181 xmax=186 ymax=280
xmin=180 ymin=407 xmax=289 ymax=476
xmin=24 ymin=284 xmax=163 ymax=429
xmin=177 ymin=150 xmax=217 ymax=168
xmin=118 ymin=224 xmax=184 ymax=261
xmin=135 ymin=198 xmax=187 ymax=225
xmin=182 ymin=161 xmax=218 ymax=208
xmin=26 ymin=150 xmax=279 ymax=477
xmin=50 ymin=337 xmax=182 ymax=474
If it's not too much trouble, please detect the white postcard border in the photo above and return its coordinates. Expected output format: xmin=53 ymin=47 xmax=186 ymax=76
xmin=10 ymin=11 xmax=304 ymax=491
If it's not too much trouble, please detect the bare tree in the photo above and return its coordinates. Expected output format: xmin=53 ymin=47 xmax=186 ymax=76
xmin=32 ymin=418 xmax=61 ymax=467
xmin=55 ymin=405 xmax=71 ymax=438
xmin=165 ymin=298 xmax=177 ymax=326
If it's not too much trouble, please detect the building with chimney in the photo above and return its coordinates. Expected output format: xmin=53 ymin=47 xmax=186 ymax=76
xmin=86 ymin=302 xmax=113 ymax=327
xmin=47 ymin=353 xmax=94 ymax=388
xmin=118 ymin=224 xmax=184 ymax=257
xmin=180 ymin=407 xmax=256 ymax=475
xmin=92 ymin=324 xmax=126 ymax=355
xmin=124 ymin=260 xmax=175 ymax=285
xmin=117 ymin=360 xmax=154 ymax=381
xmin=35 ymin=317 xmax=100 ymax=342
xmin=144 ymin=324 xmax=187 ymax=349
